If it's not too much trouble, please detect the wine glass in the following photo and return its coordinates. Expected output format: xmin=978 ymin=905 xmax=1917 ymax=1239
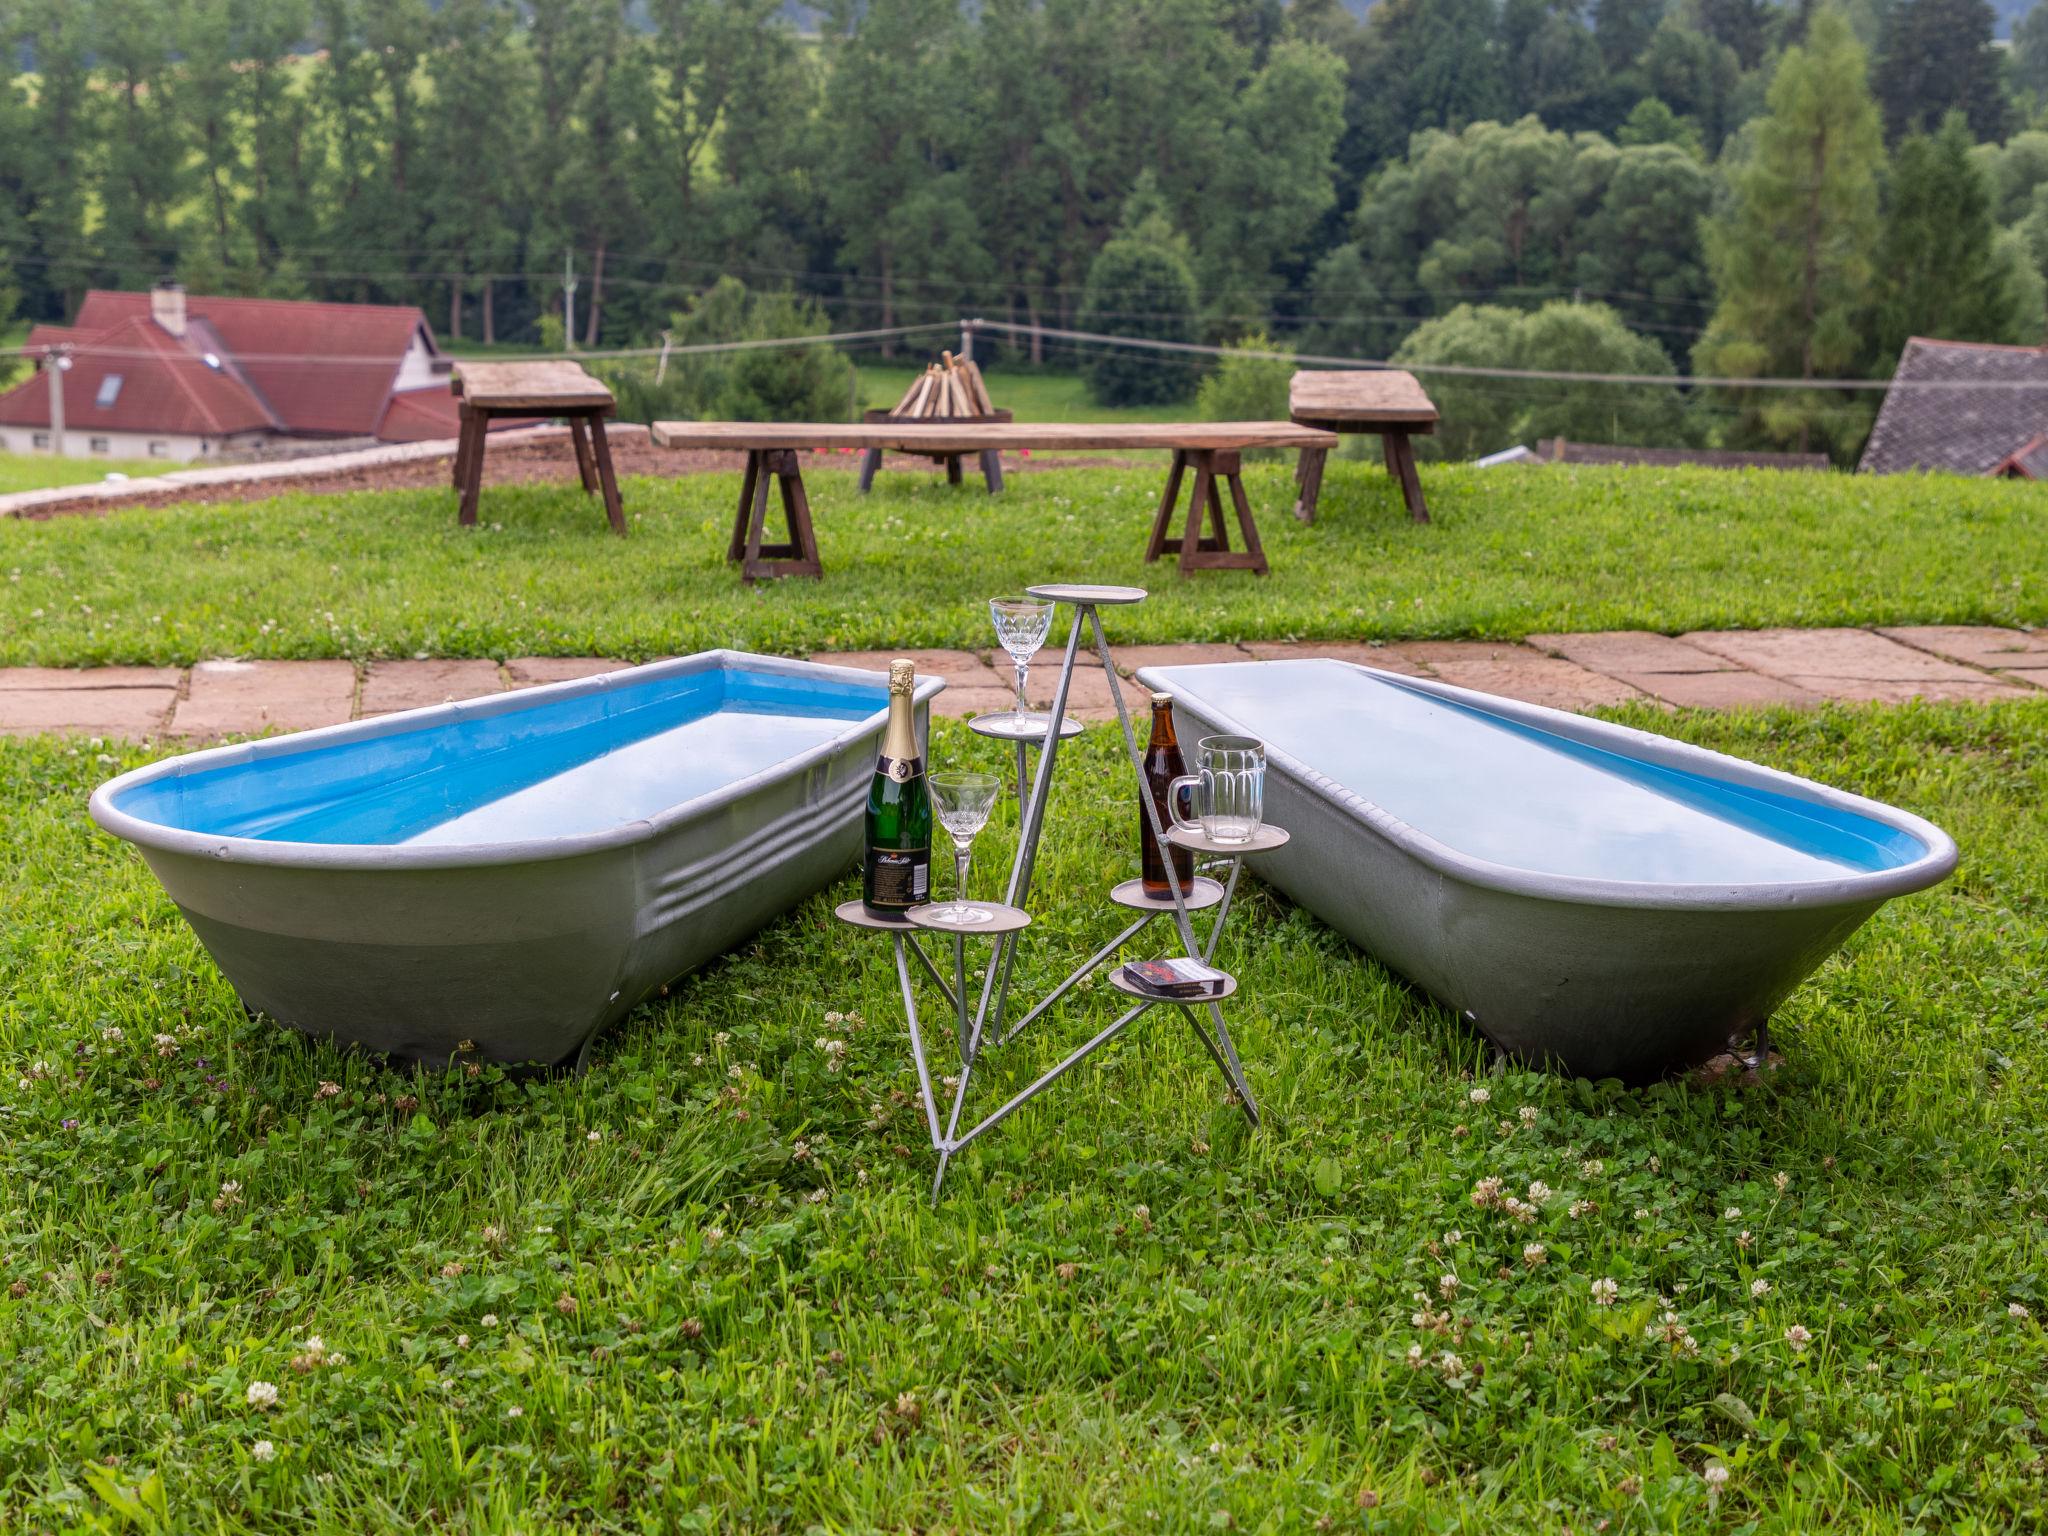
xmin=981 ymin=596 xmax=1055 ymax=738
xmin=926 ymin=771 xmax=1001 ymax=925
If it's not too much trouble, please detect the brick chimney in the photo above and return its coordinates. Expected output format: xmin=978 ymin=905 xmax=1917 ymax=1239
xmin=150 ymin=280 xmax=187 ymax=338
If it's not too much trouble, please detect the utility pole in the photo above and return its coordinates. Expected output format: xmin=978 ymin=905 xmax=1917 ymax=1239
xmin=959 ymin=318 xmax=976 ymax=362
xmin=563 ymin=250 xmax=578 ymax=353
xmin=43 ymin=346 xmax=70 ymax=457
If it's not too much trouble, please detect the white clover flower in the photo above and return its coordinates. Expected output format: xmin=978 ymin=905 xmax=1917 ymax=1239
xmin=2010 ymin=1302 xmax=2032 ymax=1320
xmin=456 ymin=1333 xmax=471 ymax=1348
xmin=1751 ymin=1278 xmax=1771 ymax=1297
xmin=1580 ymin=1158 xmax=1604 ymax=1177
xmin=1437 ymin=1273 xmax=1460 ymax=1298
xmin=1405 ymin=1343 xmax=1424 ymax=1368
xmin=246 ymin=1380 xmax=278 ymax=1410
xmin=1703 ymin=1463 xmax=1729 ymax=1489
xmin=1522 ymin=1243 xmax=1546 ymax=1266
xmin=1773 ymin=1171 xmax=1790 ymax=1192
xmin=250 ymin=1439 xmax=275 ymax=1463
xmin=1567 ymin=1200 xmax=1591 ymax=1220
xmin=1527 ymin=1181 xmax=1552 ymax=1205
xmin=587 ymin=1130 xmax=603 ymax=1143
xmin=481 ymin=1314 xmax=499 ymax=1328
xmin=1518 ymin=1105 xmax=1538 ymax=1125
xmin=1723 ymin=1207 xmax=1741 ymax=1221
xmin=505 ymin=1405 xmax=523 ymax=1419
xmin=301 ymin=1336 xmax=325 ymax=1358
xmin=1590 ymin=1277 xmax=1619 ymax=1306
xmin=1443 ymin=1229 xmax=1463 ymax=1246
xmin=1785 ymin=1324 xmax=1813 ymax=1351
xmin=1470 ymin=1176 xmax=1503 ymax=1209
xmin=1467 ymin=1087 xmax=1490 ymax=1105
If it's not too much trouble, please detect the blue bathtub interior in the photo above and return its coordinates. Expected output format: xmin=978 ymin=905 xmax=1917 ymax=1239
xmin=112 ymin=665 xmax=885 ymax=848
xmin=1153 ymin=660 xmax=1931 ymax=885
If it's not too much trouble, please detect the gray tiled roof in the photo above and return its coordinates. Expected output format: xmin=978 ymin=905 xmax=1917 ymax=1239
xmin=1858 ymin=337 xmax=2048 ymax=476
xmin=1542 ymin=439 xmax=1831 ymax=470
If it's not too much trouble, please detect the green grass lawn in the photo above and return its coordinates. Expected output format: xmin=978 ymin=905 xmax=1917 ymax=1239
xmin=1 ymin=701 xmax=2043 ymax=1530
xmin=1 ymin=461 xmax=2043 ymax=668
xmin=0 ymin=449 xmax=165 ymax=496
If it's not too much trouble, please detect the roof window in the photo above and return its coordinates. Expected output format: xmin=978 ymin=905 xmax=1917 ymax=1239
xmin=95 ymin=374 xmax=123 ymax=408
xmin=202 ymin=353 xmax=223 ymax=370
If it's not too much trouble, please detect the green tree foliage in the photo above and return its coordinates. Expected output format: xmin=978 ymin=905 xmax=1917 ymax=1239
xmin=1393 ymin=299 xmax=1688 ymax=458
xmin=1300 ymin=244 xmax=1399 ymax=360
xmin=1876 ymin=114 xmax=2029 ymax=360
xmin=1078 ymin=185 xmax=1200 ymax=405
xmin=1349 ymin=0 xmax=1510 ymax=169
xmin=421 ymin=0 xmax=531 ymax=341
xmin=2016 ymin=0 xmax=2048 ymax=107
xmin=599 ymin=278 xmax=851 ymax=424
xmin=1872 ymin=0 xmax=2009 ymax=143
xmin=1195 ymin=333 xmax=1295 ymax=456
xmin=1694 ymin=7 xmax=1884 ymax=458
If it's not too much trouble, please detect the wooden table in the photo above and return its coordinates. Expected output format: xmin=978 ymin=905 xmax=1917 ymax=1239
xmin=451 ymin=361 xmax=624 ymax=535
xmin=650 ymin=421 xmax=1338 ymax=581
xmin=1289 ymin=369 xmax=1439 ymax=524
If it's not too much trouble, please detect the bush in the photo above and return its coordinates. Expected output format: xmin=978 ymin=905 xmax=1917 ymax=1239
xmin=1078 ymin=234 xmax=1199 ymax=407
xmin=592 ymin=277 xmax=852 ymax=425
xmin=1195 ymin=333 xmax=1295 ymax=458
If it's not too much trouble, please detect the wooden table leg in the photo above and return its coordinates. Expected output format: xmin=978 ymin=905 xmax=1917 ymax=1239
xmin=569 ymin=415 xmax=599 ymax=494
xmin=945 ymin=454 xmax=964 ymax=487
xmin=456 ymin=406 xmax=489 ymax=527
xmin=452 ymin=401 xmax=474 ymax=491
xmin=1145 ymin=451 xmax=1188 ymax=562
xmin=730 ymin=451 xmax=760 ymax=563
xmin=980 ymin=448 xmax=1004 ymax=494
xmin=1293 ymin=446 xmax=1327 ymax=524
xmin=857 ymin=448 xmax=882 ymax=493
xmin=1160 ymin=450 xmax=1264 ymax=574
xmin=1383 ymin=431 xmax=1430 ymax=524
xmin=739 ymin=449 xmax=822 ymax=581
xmin=1223 ymin=460 xmax=1269 ymax=574
xmin=586 ymin=414 xmax=627 ymax=535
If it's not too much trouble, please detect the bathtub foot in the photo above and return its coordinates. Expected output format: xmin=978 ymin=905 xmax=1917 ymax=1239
xmin=1739 ymin=1018 xmax=1773 ymax=1074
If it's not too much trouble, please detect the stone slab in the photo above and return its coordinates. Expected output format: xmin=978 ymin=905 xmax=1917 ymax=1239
xmin=1680 ymin=628 xmax=1983 ymax=683
xmin=358 ymin=659 xmax=505 ymax=717
xmin=0 ymin=686 xmax=177 ymax=736
xmin=2002 ymin=667 xmax=2048 ymax=690
xmin=1237 ymin=641 xmax=1430 ymax=675
xmin=1411 ymin=653 xmax=1646 ymax=712
xmin=1524 ymin=630 xmax=1734 ymax=675
xmin=0 ymin=665 xmax=182 ymax=691
xmin=1611 ymin=670 xmax=1822 ymax=710
xmin=1877 ymin=625 xmax=2048 ymax=671
xmin=811 ymin=649 xmax=1004 ymax=689
xmin=503 ymin=656 xmax=625 ymax=688
xmin=1780 ymin=676 xmax=2036 ymax=705
xmin=171 ymin=659 xmax=357 ymax=737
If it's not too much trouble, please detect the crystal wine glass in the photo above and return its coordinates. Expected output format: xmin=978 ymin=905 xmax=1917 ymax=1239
xmin=981 ymin=596 xmax=1056 ymax=738
xmin=926 ymin=771 xmax=1001 ymax=925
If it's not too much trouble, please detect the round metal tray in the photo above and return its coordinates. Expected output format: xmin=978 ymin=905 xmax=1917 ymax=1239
xmin=968 ymin=711 xmax=1085 ymax=743
xmin=906 ymin=901 xmax=1033 ymax=935
xmin=1107 ymin=875 xmax=1226 ymax=912
xmin=1026 ymin=583 xmax=1147 ymax=606
xmin=1165 ymin=823 xmax=1291 ymax=857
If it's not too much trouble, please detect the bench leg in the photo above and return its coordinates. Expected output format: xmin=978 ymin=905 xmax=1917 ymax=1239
xmin=857 ymin=448 xmax=882 ymax=493
xmin=1293 ymin=446 xmax=1327 ymax=524
xmin=1159 ymin=450 xmax=1264 ymax=575
xmin=730 ymin=452 xmax=760 ymax=562
xmin=1383 ymin=432 xmax=1429 ymax=524
xmin=587 ymin=414 xmax=627 ymax=535
xmin=945 ymin=454 xmax=963 ymax=487
xmin=452 ymin=402 xmax=474 ymax=491
xmin=1145 ymin=451 xmax=1187 ymax=562
xmin=569 ymin=415 xmax=599 ymax=494
xmin=456 ymin=406 xmax=489 ymax=527
xmin=980 ymin=448 xmax=1003 ymax=494
xmin=740 ymin=449 xmax=823 ymax=581
xmin=1224 ymin=463 xmax=1269 ymax=575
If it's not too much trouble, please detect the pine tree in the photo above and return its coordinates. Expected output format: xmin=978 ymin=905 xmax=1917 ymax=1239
xmin=1876 ymin=114 xmax=2027 ymax=361
xmin=1872 ymin=0 xmax=2008 ymax=144
xmin=1693 ymin=6 xmax=1884 ymax=457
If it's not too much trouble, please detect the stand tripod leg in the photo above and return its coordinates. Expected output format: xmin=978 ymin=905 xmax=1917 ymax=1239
xmin=894 ymin=936 xmax=946 ymax=1154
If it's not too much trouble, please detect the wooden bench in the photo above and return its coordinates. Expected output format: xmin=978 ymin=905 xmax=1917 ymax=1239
xmin=650 ymin=421 xmax=1338 ymax=581
xmin=1289 ymin=369 xmax=1439 ymax=524
xmin=452 ymin=361 xmax=625 ymax=535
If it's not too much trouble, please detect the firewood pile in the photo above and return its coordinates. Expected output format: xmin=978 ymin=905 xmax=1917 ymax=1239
xmin=885 ymin=352 xmax=997 ymax=419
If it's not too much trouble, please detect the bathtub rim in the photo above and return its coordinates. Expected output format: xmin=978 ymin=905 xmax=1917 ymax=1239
xmin=89 ymin=649 xmax=945 ymax=872
xmin=1136 ymin=658 xmax=1957 ymax=914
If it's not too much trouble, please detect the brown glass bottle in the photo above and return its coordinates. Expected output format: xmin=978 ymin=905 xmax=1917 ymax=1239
xmin=1141 ymin=692 xmax=1195 ymax=898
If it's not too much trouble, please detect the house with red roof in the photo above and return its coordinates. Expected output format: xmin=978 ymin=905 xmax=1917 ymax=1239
xmin=0 ymin=284 xmax=488 ymax=462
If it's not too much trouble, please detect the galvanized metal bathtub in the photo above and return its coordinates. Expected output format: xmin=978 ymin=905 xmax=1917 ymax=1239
xmin=90 ymin=652 xmax=942 ymax=1067
xmin=1137 ymin=658 xmax=1956 ymax=1081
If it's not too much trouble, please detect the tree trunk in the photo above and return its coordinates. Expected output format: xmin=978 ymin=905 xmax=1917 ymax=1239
xmin=584 ymin=241 xmax=606 ymax=347
xmin=482 ymin=279 xmax=495 ymax=346
xmin=449 ymin=278 xmax=462 ymax=341
xmin=880 ymin=243 xmax=895 ymax=359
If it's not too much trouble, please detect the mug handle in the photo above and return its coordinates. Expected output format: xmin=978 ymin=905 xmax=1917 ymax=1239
xmin=1167 ymin=774 xmax=1202 ymax=836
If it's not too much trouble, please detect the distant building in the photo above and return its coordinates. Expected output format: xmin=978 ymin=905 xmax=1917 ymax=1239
xmin=1859 ymin=337 xmax=2048 ymax=478
xmin=0 ymin=284 xmax=487 ymax=462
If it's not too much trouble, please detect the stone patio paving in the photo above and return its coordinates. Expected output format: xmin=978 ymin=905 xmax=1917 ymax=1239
xmin=2 ymin=626 xmax=2042 ymax=739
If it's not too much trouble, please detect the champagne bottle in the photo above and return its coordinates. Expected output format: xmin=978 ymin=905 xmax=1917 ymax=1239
xmin=1141 ymin=691 xmax=1195 ymax=898
xmin=863 ymin=658 xmax=932 ymax=919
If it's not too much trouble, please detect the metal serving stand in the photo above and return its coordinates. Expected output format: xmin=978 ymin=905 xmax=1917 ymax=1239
xmin=834 ymin=583 xmax=1284 ymax=1199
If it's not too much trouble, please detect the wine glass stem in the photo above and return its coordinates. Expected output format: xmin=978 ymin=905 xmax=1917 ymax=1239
xmin=1013 ymin=659 xmax=1029 ymax=716
xmin=954 ymin=841 xmax=973 ymax=909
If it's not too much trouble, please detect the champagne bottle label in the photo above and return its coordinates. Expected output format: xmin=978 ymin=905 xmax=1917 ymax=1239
xmin=882 ymin=754 xmax=921 ymax=783
xmin=868 ymin=849 xmax=929 ymax=905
